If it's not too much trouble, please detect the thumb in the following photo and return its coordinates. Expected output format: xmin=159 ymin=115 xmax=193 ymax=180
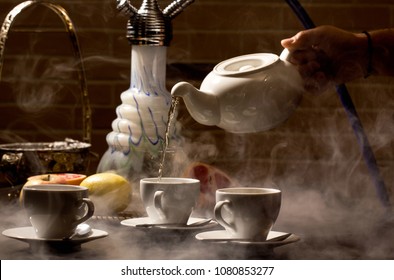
xmin=281 ymin=29 xmax=319 ymax=50
xmin=281 ymin=37 xmax=296 ymax=49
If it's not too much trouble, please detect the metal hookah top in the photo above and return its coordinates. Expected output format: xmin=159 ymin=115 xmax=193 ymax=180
xmin=116 ymin=0 xmax=194 ymax=46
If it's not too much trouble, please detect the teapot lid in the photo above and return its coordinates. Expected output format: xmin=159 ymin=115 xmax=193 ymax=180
xmin=213 ymin=53 xmax=279 ymax=76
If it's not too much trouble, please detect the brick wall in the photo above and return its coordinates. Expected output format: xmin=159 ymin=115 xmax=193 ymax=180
xmin=1 ymin=0 xmax=394 ymax=207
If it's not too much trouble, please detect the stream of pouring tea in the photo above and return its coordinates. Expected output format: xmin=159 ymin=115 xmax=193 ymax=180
xmin=158 ymin=96 xmax=180 ymax=180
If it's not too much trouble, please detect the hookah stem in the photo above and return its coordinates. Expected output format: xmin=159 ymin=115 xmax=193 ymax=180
xmin=285 ymin=0 xmax=391 ymax=208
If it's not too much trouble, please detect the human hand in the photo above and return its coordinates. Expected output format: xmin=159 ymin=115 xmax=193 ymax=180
xmin=281 ymin=25 xmax=368 ymax=93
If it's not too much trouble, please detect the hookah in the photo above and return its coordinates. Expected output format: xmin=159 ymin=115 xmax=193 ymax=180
xmin=97 ymin=0 xmax=194 ymax=183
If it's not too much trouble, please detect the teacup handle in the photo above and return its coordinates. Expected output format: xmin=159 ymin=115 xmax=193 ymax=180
xmin=153 ymin=190 xmax=167 ymax=220
xmin=72 ymin=198 xmax=95 ymax=227
xmin=214 ymin=200 xmax=236 ymax=233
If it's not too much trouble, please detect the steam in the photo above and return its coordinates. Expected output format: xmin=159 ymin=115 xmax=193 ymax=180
xmin=1 ymin=1 xmax=394 ymax=261
xmin=170 ymin=91 xmax=394 ymax=259
xmin=3 ymin=54 xmax=394 ymax=259
xmin=2 ymin=116 xmax=394 ymax=260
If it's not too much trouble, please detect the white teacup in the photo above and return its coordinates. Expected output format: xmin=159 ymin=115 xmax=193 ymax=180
xmin=22 ymin=184 xmax=95 ymax=239
xmin=140 ymin=177 xmax=200 ymax=225
xmin=214 ymin=187 xmax=281 ymax=240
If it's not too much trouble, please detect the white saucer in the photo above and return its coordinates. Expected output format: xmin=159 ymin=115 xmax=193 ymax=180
xmin=195 ymin=230 xmax=300 ymax=247
xmin=121 ymin=217 xmax=217 ymax=231
xmin=2 ymin=227 xmax=108 ymax=248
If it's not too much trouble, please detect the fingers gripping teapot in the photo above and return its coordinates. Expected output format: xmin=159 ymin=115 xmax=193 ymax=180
xmin=171 ymin=50 xmax=304 ymax=133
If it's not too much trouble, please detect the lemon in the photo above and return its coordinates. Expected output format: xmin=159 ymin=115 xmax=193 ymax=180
xmin=80 ymin=172 xmax=132 ymax=214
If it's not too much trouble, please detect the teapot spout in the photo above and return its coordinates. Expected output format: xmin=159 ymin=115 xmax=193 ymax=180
xmin=171 ymin=82 xmax=220 ymax=126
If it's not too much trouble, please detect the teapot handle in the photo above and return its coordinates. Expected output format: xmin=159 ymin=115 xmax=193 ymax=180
xmin=279 ymin=48 xmax=291 ymax=62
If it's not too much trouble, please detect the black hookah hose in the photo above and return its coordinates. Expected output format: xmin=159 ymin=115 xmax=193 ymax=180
xmin=285 ymin=0 xmax=391 ymax=208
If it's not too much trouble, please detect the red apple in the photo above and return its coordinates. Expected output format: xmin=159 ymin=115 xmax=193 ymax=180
xmin=26 ymin=173 xmax=87 ymax=185
xmin=20 ymin=173 xmax=87 ymax=204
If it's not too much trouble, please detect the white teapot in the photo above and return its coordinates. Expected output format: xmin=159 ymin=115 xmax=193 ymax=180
xmin=171 ymin=50 xmax=304 ymax=133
